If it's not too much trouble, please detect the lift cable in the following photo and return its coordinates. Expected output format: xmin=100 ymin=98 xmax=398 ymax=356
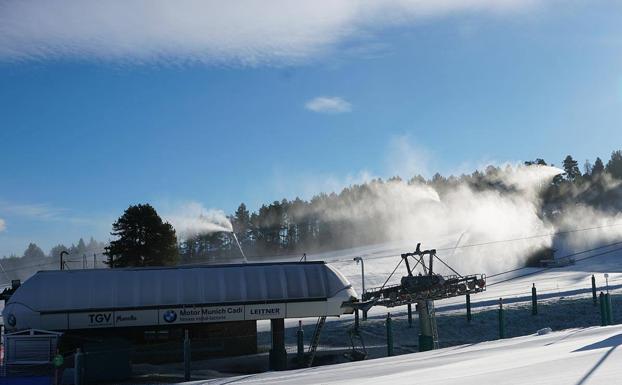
xmin=486 ymin=239 xmax=622 ymax=280
xmin=325 ymin=222 xmax=622 ymax=264
xmin=434 ymin=222 xmax=622 ymax=252
xmin=434 ymin=253 xmax=463 ymax=278
xmin=487 ymin=244 xmax=622 ymax=287
xmin=377 ymin=258 xmax=404 ymax=293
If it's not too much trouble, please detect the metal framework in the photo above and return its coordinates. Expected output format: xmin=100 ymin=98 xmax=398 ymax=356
xmin=359 ymin=243 xmax=486 ymax=308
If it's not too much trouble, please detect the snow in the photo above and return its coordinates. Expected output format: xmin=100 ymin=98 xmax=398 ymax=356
xmin=186 ymin=325 xmax=622 ymax=385
xmin=180 ymin=241 xmax=622 ymax=385
xmin=323 ymin=239 xmax=622 ymax=315
xmin=256 ymin=239 xmax=621 ymax=333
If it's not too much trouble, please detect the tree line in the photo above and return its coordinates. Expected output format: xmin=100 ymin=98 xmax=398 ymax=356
xmin=4 ymin=149 xmax=622 ymax=271
xmin=0 ymin=237 xmax=107 ymax=282
xmin=178 ymin=150 xmax=622 ymax=264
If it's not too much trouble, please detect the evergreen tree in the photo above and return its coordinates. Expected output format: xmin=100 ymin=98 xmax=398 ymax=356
xmin=23 ymin=243 xmax=45 ymax=259
xmin=49 ymin=244 xmax=68 ymax=259
xmin=592 ymin=157 xmax=605 ymax=176
xmin=562 ymin=155 xmax=581 ymax=181
xmin=232 ymin=203 xmax=251 ymax=242
xmin=71 ymin=238 xmax=87 ymax=256
xmin=606 ymin=150 xmax=622 ymax=179
xmin=104 ymin=204 xmax=179 ymax=267
xmin=524 ymin=158 xmax=547 ymax=166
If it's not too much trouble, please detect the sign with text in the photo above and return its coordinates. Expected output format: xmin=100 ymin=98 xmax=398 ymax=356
xmin=64 ymin=301 xmax=315 ymax=329
xmin=159 ymin=305 xmax=245 ymax=325
xmin=245 ymin=303 xmax=286 ymax=320
xmin=68 ymin=311 xmax=114 ymax=329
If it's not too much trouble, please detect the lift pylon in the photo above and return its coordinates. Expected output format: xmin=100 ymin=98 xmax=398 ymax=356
xmin=346 ymin=243 xmax=486 ymax=352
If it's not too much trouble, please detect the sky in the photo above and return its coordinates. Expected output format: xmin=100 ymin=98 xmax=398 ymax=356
xmin=1 ymin=0 xmax=622 ymax=257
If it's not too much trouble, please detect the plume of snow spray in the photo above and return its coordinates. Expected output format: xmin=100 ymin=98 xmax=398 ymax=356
xmin=166 ymin=202 xmax=247 ymax=262
xmin=168 ymin=202 xmax=232 ymax=237
xmin=308 ymin=164 xmax=564 ymax=275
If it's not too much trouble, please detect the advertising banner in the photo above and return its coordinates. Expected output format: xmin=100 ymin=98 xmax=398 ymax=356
xmin=158 ymin=305 xmax=245 ymax=325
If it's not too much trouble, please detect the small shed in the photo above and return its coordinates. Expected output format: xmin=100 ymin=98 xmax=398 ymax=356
xmin=3 ymin=329 xmax=62 ymax=365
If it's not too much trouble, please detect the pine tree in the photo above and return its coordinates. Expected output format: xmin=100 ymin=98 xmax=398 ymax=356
xmin=592 ymin=157 xmax=605 ymax=176
xmin=104 ymin=204 xmax=179 ymax=267
xmin=606 ymin=150 xmax=622 ymax=179
xmin=233 ymin=203 xmax=251 ymax=242
xmin=49 ymin=244 xmax=68 ymax=259
xmin=23 ymin=243 xmax=45 ymax=259
xmin=562 ymin=155 xmax=581 ymax=181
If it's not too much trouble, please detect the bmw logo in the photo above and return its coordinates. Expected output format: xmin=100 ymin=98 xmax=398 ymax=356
xmin=163 ymin=310 xmax=177 ymax=323
xmin=7 ymin=314 xmax=16 ymax=327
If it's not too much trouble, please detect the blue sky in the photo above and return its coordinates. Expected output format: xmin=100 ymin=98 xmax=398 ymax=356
xmin=1 ymin=1 xmax=621 ymax=257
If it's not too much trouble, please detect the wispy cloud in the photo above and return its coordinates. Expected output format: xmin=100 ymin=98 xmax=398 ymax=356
xmin=305 ymin=96 xmax=352 ymax=114
xmin=0 ymin=201 xmax=67 ymax=221
xmin=0 ymin=218 xmax=5 ymax=232
xmin=0 ymin=0 xmax=540 ymax=65
xmin=0 ymin=200 xmax=95 ymax=225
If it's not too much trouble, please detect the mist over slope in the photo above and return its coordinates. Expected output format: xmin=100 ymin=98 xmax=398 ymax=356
xmin=174 ymin=161 xmax=622 ymax=273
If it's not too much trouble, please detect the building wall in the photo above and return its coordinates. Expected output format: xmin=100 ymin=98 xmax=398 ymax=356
xmin=59 ymin=320 xmax=258 ymax=364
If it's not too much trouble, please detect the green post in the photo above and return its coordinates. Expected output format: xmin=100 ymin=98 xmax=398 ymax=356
xmin=466 ymin=294 xmax=472 ymax=322
xmin=355 ymin=309 xmax=360 ymax=332
xmin=599 ymin=292 xmax=607 ymax=326
xmin=498 ymin=298 xmax=505 ymax=339
xmin=591 ymin=275 xmax=597 ymax=306
xmin=531 ymin=283 xmax=538 ymax=315
xmin=407 ymin=303 xmax=413 ymax=328
xmin=297 ymin=321 xmax=304 ymax=362
xmin=386 ymin=313 xmax=394 ymax=357
xmin=184 ymin=329 xmax=191 ymax=381
xmin=605 ymin=293 xmax=613 ymax=325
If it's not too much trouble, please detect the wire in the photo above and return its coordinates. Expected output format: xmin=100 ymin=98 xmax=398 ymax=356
xmin=436 ymin=222 xmax=622 ymax=252
xmin=324 ymin=222 xmax=622 ymax=265
xmin=488 ymin=244 xmax=622 ymax=286
xmin=375 ymin=258 xmax=403 ymax=292
xmin=486 ymin=239 xmax=622 ymax=279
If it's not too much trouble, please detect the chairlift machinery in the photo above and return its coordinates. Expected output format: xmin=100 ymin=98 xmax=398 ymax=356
xmin=347 ymin=243 xmax=486 ymax=352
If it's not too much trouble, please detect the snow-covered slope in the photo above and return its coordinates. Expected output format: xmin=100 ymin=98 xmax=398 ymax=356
xmin=320 ymin=240 xmax=622 ymax=315
xmin=187 ymin=325 xmax=622 ymax=385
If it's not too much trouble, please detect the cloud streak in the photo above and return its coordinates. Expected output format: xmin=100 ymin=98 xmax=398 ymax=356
xmin=0 ymin=0 xmax=540 ymax=65
xmin=0 ymin=218 xmax=5 ymax=232
xmin=305 ymin=96 xmax=352 ymax=114
xmin=0 ymin=200 xmax=68 ymax=220
xmin=0 ymin=200 xmax=97 ymax=225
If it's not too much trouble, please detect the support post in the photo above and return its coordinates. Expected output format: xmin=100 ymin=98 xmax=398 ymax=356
xmin=60 ymin=250 xmax=68 ymax=271
xmin=591 ymin=275 xmax=597 ymax=306
xmin=354 ymin=309 xmax=360 ymax=333
xmin=407 ymin=303 xmax=413 ymax=328
xmin=354 ymin=256 xmax=367 ymax=321
xmin=184 ymin=329 xmax=191 ymax=381
xmin=269 ymin=318 xmax=287 ymax=371
xmin=74 ymin=348 xmax=84 ymax=385
xmin=386 ymin=313 xmax=394 ymax=357
xmin=599 ymin=292 xmax=607 ymax=326
xmin=417 ymin=301 xmax=434 ymax=351
xmin=498 ymin=298 xmax=505 ymax=339
xmin=297 ymin=321 xmax=304 ymax=362
xmin=531 ymin=283 xmax=538 ymax=316
xmin=466 ymin=294 xmax=472 ymax=322
xmin=605 ymin=293 xmax=613 ymax=325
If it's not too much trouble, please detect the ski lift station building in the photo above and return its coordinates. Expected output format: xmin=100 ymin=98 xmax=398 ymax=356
xmin=2 ymin=261 xmax=357 ymax=369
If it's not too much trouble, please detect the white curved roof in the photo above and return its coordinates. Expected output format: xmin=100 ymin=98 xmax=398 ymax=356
xmin=7 ymin=262 xmax=353 ymax=313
